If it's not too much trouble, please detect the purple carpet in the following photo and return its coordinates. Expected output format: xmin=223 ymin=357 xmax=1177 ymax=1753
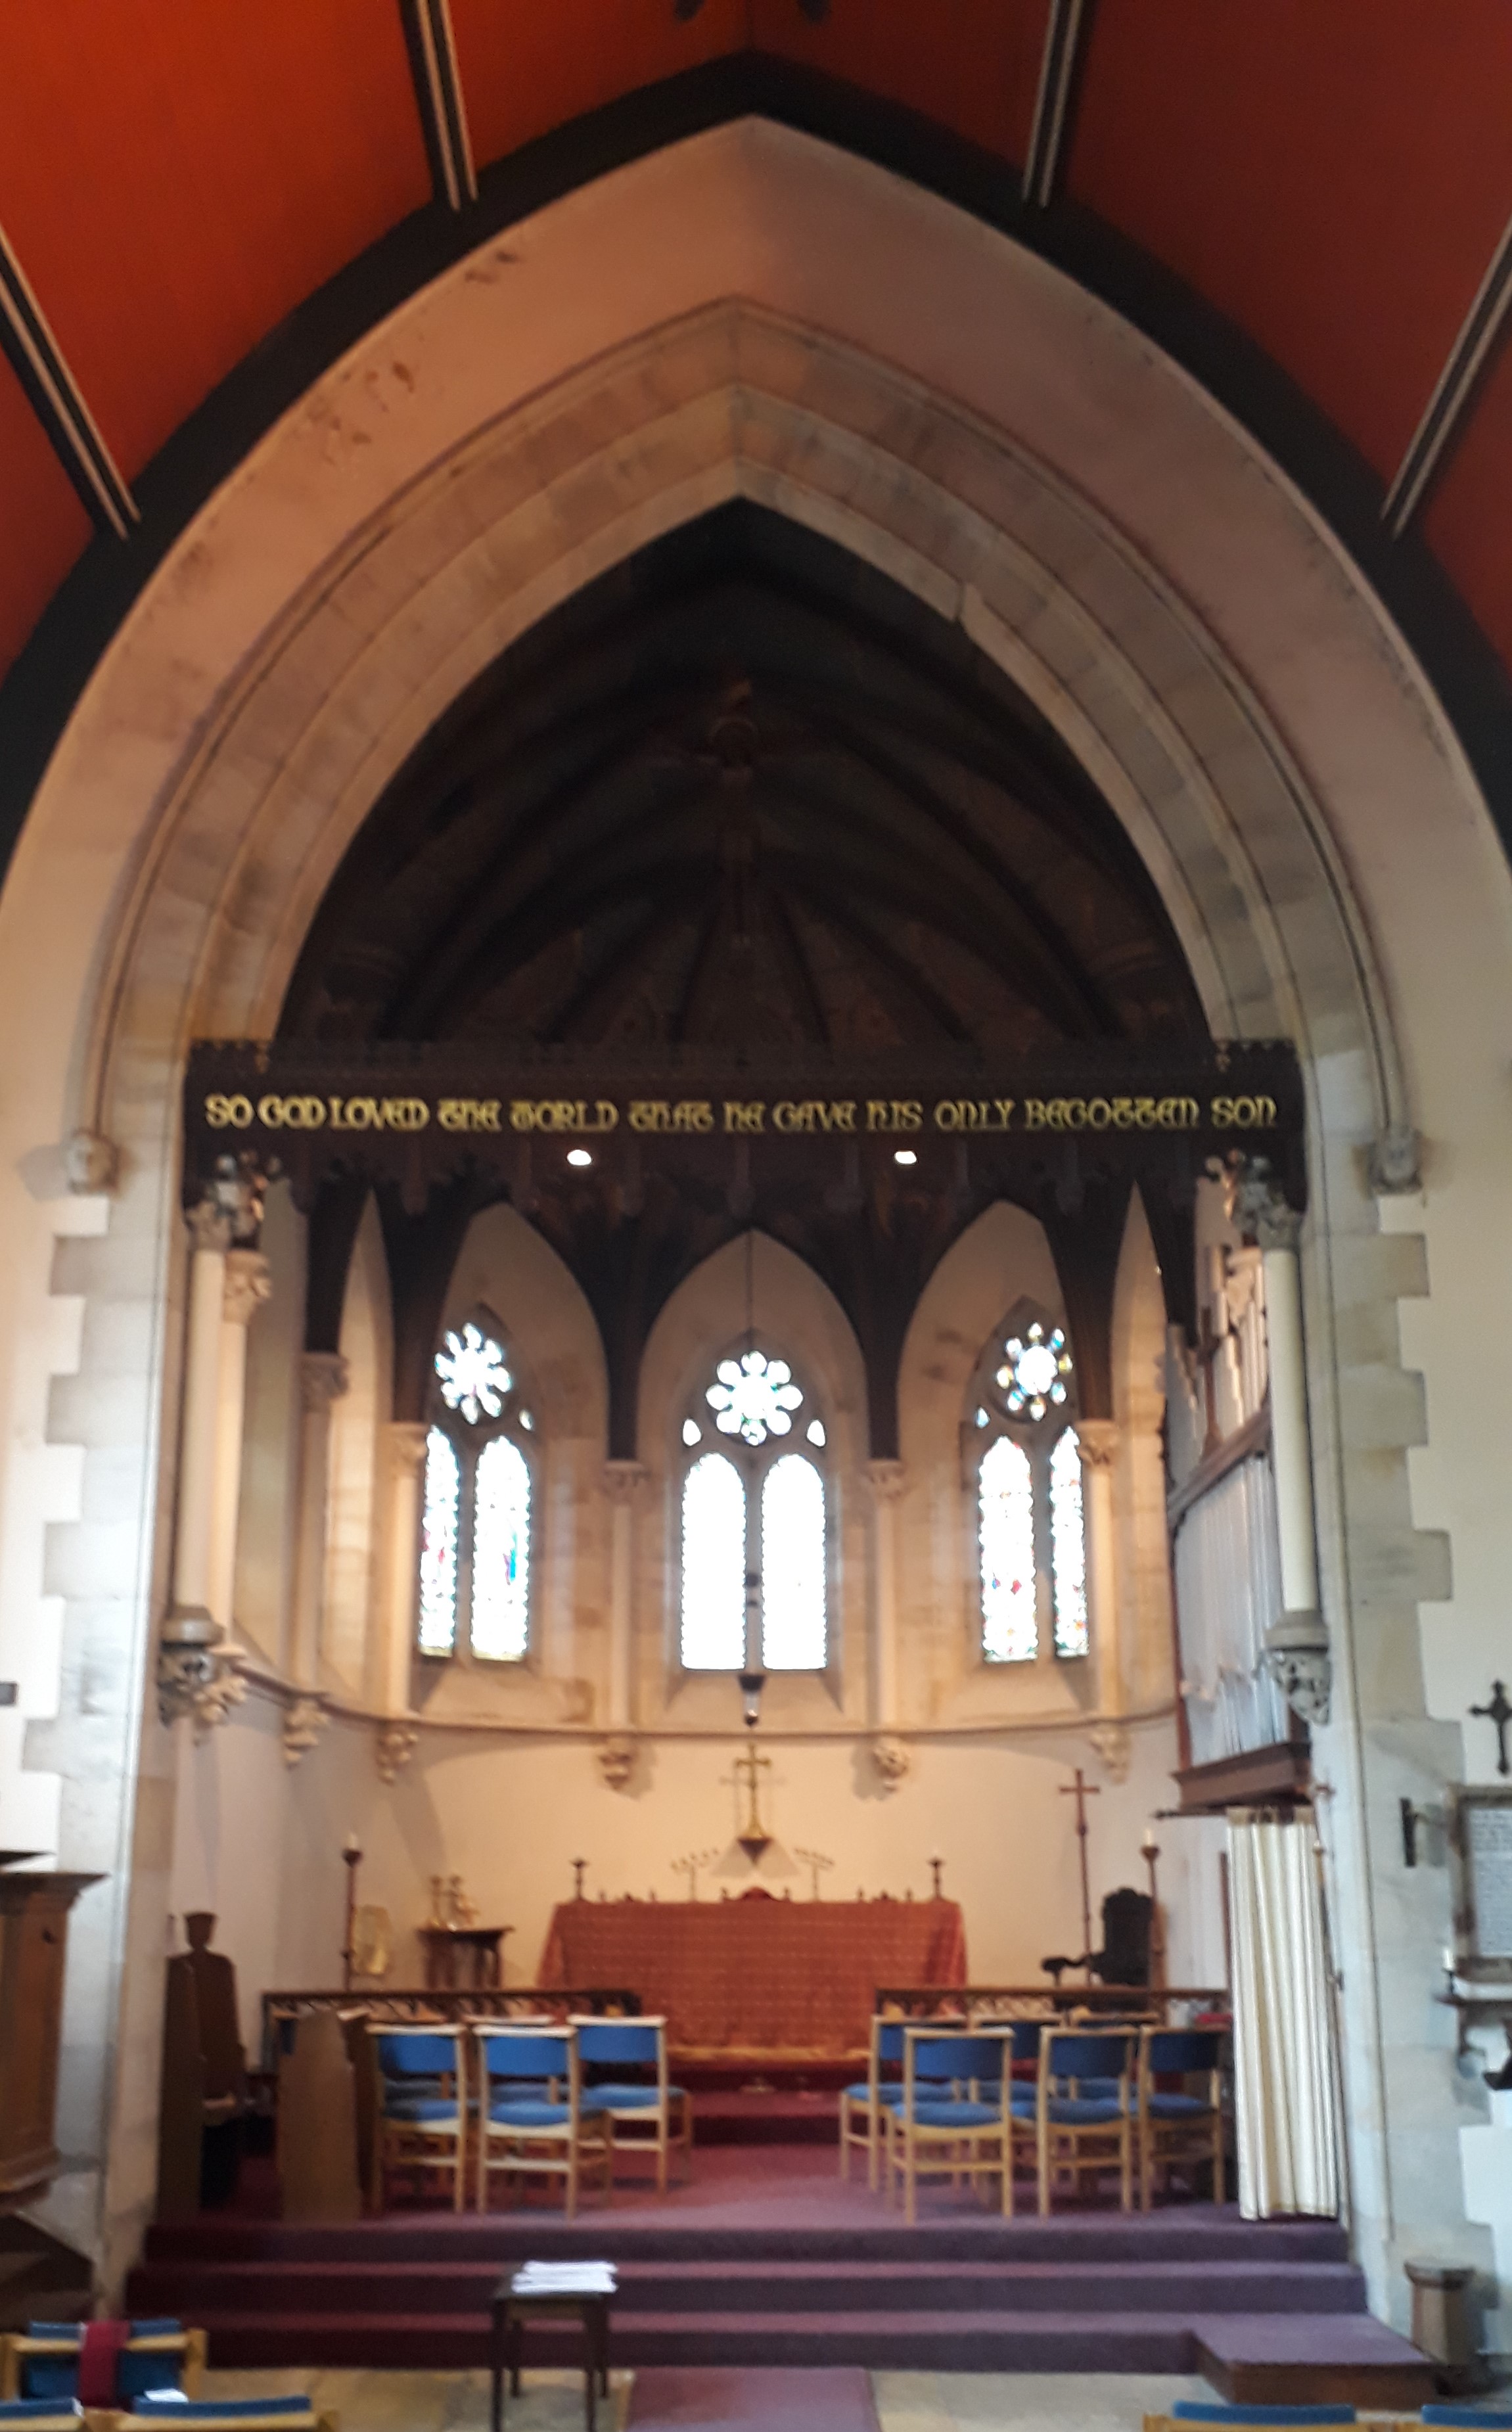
xmin=627 ymin=2368 xmax=879 ymax=2431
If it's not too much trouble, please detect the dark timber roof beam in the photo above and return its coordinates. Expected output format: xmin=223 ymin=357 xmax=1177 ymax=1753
xmin=1023 ymin=0 xmax=1094 ymax=210
xmin=1385 ymin=208 xmax=1512 ymax=538
xmin=0 ymin=218 xmax=137 ymax=539
xmin=398 ymin=0 xmax=477 ymax=214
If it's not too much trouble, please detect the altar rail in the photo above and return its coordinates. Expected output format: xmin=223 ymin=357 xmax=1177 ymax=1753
xmin=876 ymin=1984 xmax=1229 ymax=2021
xmin=260 ymin=1986 xmax=640 ymax=2069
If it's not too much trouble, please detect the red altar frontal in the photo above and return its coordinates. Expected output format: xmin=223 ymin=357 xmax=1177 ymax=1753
xmin=539 ymin=1894 xmax=967 ymax=2058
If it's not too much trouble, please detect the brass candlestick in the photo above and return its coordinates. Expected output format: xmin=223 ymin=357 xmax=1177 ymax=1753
xmin=340 ymin=1836 xmax=362 ymax=1992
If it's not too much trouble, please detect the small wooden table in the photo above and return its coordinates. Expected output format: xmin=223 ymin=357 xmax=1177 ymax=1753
xmin=490 ymin=2274 xmax=612 ymax=2432
xmin=417 ymin=1925 xmax=512 ymax=1990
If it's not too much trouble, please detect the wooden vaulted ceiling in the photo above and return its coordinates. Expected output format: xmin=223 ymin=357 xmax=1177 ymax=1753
xmin=1 ymin=0 xmax=1509 ymax=860
xmin=281 ymin=506 xmax=1205 ymax=1056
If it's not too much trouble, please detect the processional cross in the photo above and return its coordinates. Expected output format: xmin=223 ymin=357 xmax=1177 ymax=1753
xmin=1060 ymin=1767 xmax=1100 ymax=1969
xmin=1471 ymin=1680 xmax=1512 ymax=1777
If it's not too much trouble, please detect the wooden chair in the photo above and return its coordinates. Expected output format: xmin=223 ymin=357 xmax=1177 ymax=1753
xmin=1 ymin=2322 xmax=206 ymax=2405
xmin=885 ymin=2026 xmax=1016 ymax=2224
xmin=570 ymin=2015 xmax=690 ymax=2195
xmin=368 ymin=2025 xmax=468 ymax=2212
xmin=474 ymin=2024 xmax=612 ymax=2218
xmin=839 ymin=2017 xmax=905 ymax=2188
xmin=1031 ymin=2025 xmax=1136 ymax=2214
xmin=114 ymin=2405 xmax=335 ymax=2432
xmin=1137 ymin=2024 xmax=1226 ymax=2208
xmin=1140 ymin=2410 xmax=1360 ymax=2432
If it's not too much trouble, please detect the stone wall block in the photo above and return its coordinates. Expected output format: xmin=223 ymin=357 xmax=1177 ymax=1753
xmin=1338 ymin=1364 xmax=1429 ymax=1453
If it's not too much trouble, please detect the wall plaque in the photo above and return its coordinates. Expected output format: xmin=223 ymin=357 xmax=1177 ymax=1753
xmin=1450 ymin=1787 xmax=1512 ymax=1979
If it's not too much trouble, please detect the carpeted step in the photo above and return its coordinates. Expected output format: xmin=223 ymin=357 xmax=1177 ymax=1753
xmin=137 ymin=2210 xmax=1352 ymax=2269
xmin=127 ymin=2254 xmax=1366 ymax=2322
xmin=190 ymin=2303 xmax=1214 ymax=2372
xmin=1193 ymin=2312 xmax=1434 ymax=2409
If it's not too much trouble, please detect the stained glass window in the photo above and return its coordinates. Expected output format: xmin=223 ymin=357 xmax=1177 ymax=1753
xmin=471 ymin=1434 xmax=531 ymax=1662
xmin=681 ymin=1452 xmax=747 ymax=1669
xmin=980 ymin=1435 xmax=1036 ymax=1662
xmin=419 ymin=1426 xmax=461 ymax=1654
xmin=996 ymin=1322 xmax=1072 ymax=1421
xmin=1050 ymin=1427 xmax=1088 ymax=1657
xmin=706 ymin=1349 xmax=804 ymax=1446
xmin=436 ymin=1323 xmax=511 ymax=1423
xmin=761 ymin=1455 xmax=826 ymax=1669
xmin=420 ymin=1322 xmax=533 ymax=1663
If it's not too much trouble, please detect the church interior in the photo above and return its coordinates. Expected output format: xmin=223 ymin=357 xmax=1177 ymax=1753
xmin=0 ymin=8 xmax=1510 ymax=2432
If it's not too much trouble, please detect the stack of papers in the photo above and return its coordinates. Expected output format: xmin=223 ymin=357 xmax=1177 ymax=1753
xmin=511 ymin=2260 xmax=617 ymax=2296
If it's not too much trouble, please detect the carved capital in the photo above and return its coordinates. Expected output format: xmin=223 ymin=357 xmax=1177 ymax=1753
xmin=871 ymin=1732 xmax=912 ymax=1792
xmin=597 ymin=1732 xmax=636 ymax=1792
xmin=1369 ymin=1124 xmax=1421 ymax=1197
xmin=1088 ymin=1720 xmax=1132 ymax=1783
xmin=187 ymin=1199 xmax=232 ymax=1255
xmin=388 ymin=1422 xmax=430 ymax=1481
xmin=602 ymin=1459 xmax=649 ymax=1507
xmin=863 ymin=1459 xmax=907 ymax=1505
xmin=375 ymin=1721 xmax=419 ymax=1783
xmin=157 ymin=1607 xmax=246 ymax=1737
xmin=64 ymin=1129 xmax=118 ymax=1195
xmin=1076 ymin=1419 xmax=1120 ymax=1471
xmin=282 ymin=1695 xmax=328 ymax=1767
xmin=1264 ymin=1608 xmax=1332 ymax=1726
xmin=222 ymin=1249 xmax=272 ymax=1327
xmin=1221 ymin=1155 xmax=1302 ymax=1252
xmin=300 ymin=1351 xmax=350 ymax=1413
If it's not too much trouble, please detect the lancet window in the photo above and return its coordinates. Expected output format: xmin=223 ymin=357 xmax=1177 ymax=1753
xmin=419 ymin=1319 xmax=535 ymax=1661
xmin=970 ymin=1312 xmax=1088 ymax=1663
xmin=679 ymin=1346 xmax=828 ymax=1673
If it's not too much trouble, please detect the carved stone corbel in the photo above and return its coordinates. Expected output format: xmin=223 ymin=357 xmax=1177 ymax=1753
xmin=1368 ymin=1123 xmax=1421 ymax=1197
xmin=871 ymin=1733 xmax=912 ymax=1793
xmin=1088 ymin=1720 xmax=1132 ymax=1783
xmin=596 ymin=1732 xmax=636 ymax=1792
xmin=156 ymin=1608 xmax=247 ymax=1737
xmin=64 ymin=1129 xmax=118 ymax=1195
xmin=1264 ymin=1609 xmax=1333 ymax=1726
xmin=375 ymin=1721 xmax=420 ymax=1783
xmin=282 ymin=1695 xmax=328 ymax=1767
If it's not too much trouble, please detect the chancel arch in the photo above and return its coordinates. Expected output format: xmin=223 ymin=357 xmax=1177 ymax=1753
xmin=0 ymin=122 xmax=1490 ymax=2323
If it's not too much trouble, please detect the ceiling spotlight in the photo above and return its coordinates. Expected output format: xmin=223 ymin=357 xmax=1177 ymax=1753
xmin=894 ymin=1148 xmax=918 ymax=1166
xmin=566 ymin=1147 xmax=593 ymax=1168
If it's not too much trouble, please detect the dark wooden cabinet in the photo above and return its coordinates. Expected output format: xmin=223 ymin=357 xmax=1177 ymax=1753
xmin=0 ymin=1867 xmax=99 ymax=2207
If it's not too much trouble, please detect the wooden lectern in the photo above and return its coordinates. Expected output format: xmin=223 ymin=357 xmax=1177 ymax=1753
xmin=0 ymin=1855 xmax=101 ymax=2209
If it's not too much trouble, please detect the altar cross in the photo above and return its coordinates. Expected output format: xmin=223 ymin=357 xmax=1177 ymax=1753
xmin=726 ymin=1739 xmax=773 ymax=1860
xmin=1471 ymin=1679 xmax=1512 ymax=1777
xmin=1061 ymin=1766 xmax=1100 ymax=1967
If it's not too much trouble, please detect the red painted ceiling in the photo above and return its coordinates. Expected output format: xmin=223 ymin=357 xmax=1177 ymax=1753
xmin=0 ymin=1 xmax=1507 ymax=742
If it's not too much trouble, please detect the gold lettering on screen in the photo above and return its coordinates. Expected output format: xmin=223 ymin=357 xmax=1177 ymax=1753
xmin=201 ymin=1087 xmax=1280 ymax=1138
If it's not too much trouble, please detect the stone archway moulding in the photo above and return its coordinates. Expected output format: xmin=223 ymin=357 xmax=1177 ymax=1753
xmin=5 ymin=118 xmax=1505 ymax=2312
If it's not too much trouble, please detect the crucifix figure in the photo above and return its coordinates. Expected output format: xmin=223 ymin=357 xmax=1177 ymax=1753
xmin=729 ymin=1739 xmax=772 ymax=1860
xmin=1471 ymin=1680 xmax=1512 ymax=1777
xmin=1060 ymin=1766 xmax=1101 ymax=1969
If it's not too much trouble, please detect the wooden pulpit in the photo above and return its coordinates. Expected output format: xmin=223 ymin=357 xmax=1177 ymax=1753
xmin=0 ymin=1858 xmax=101 ymax=2208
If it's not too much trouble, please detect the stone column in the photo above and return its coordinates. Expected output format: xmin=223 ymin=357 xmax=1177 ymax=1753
xmin=602 ymin=1461 xmax=647 ymax=1728
xmin=1077 ymin=1419 xmax=1122 ymax=1720
xmin=287 ymin=1352 xmax=349 ymax=1686
xmin=865 ymin=1459 xmax=907 ymax=1730
xmin=1231 ymin=1171 xmax=1329 ymax=1724
xmin=377 ymin=1421 xmax=428 ymax=1716
xmin=168 ymin=1199 xmax=231 ymax=1627
xmin=208 ymin=1247 xmax=271 ymax=1638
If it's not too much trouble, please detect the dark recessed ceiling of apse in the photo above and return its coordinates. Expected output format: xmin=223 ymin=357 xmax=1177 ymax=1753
xmin=279 ymin=504 xmax=1208 ymax=1055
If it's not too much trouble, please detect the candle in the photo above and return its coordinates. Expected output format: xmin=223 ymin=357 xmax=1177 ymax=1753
xmin=344 ymin=1833 xmax=360 ymax=1855
xmin=1442 ymin=1945 xmax=1456 ymax=1976
xmin=1142 ymin=1824 xmax=1157 ymax=1852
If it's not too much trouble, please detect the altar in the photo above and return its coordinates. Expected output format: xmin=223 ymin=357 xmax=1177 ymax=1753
xmin=538 ymin=1894 xmax=967 ymax=2058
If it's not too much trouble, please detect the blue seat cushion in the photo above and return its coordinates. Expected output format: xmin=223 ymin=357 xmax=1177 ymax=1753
xmin=16 ymin=2367 xmax=74 ymax=2402
xmin=128 ymin=2404 xmax=316 ymax=2421
xmin=591 ymin=2083 xmax=685 ymax=2109
xmin=1147 ymin=2092 xmax=1213 ymax=2118
xmin=488 ymin=2098 xmax=608 ymax=2128
xmin=1421 ymin=2414 xmax=1512 ymax=2428
xmin=128 ymin=2324 xmax=184 ymax=2340
xmin=1045 ymin=2096 xmax=1125 ymax=2124
xmin=384 ymin=2095 xmax=461 ymax=2123
xmin=0 ymin=2405 xmax=85 ymax=2421
xmin=22 ymin=2329 xmax=80 ymax=2343
xmin=898 ymin=2098 xmax=1003 ymax=2127
xmin=1170 ymin=2407 xmax=1355 ymax=2425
